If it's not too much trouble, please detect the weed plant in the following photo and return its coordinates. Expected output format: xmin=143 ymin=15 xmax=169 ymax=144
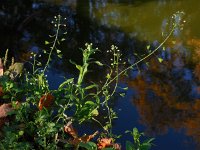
xmin=0 ymin=11 xmax=185 ymax=149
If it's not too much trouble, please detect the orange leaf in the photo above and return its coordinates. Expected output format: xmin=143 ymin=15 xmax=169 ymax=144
xmin=0 ymin=86 xmax=3 ymax=97
xmin=97 ymin=138 xmax=113 ymax=150
xmin=0 ymin=103 xmax=13 ymax=118
xmin=68 ymin=131 xmax=98 ymax=146
xmin=112 ymin=143 xmax=121 ymax=150
xmin=64 ymin=122 xmax=78 ymax=138
xmin=0 ymin=58 xmax=3 ymax=77
xmin=79 ymin=131 xmax=98 ymax=143
xmin=38 ymin=93 xmax=54 ymax=110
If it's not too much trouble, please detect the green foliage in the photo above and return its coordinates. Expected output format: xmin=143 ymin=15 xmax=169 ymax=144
xmin=0 ymin=131 xmax=32 ymax=150
xmin=125 ymin=128 xmax=154 ymax=150
xmin=78 ymin=142 xmax=97 ymax=150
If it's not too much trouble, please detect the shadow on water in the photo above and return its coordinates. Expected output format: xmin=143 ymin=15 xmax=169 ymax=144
xmin=1 ymin=0 xmax=200 ymax=149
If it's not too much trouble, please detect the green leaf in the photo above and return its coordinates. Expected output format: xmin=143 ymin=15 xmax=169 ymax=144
xmin=140 ymin=143 xmax=152 ymax=150
xmin=49 ymin=34 xmax=55 ymax=38
xmin=125 ymin=130 xmax=131 ymax=134
xmin=59 ymin=78 xmax=74 ymax=89
xmin=2 ymin=95 xmax=10 ymax=99
xmin=56 ymin=49 xmax=61 ymax=54
xmin=76 ymin=65 xmax=82 ymax=72
xmin=69 ymin=60 xmax=77 ymax=66
xmin=120 ymin=93 xmax=125 ymax=97
xmin=37 ymin=62 xmax=42 ymax=66
xmin=78 ymin=142 xmax=97 ymax=150
xmin=102 ymin=148 xmax=115 ymax=150
xmin=61 ymin=38 xmax=66 ymax=41
xmin=126 ymin=141 xmax=135 ymax=150
xmin=172 ymin=41 xmax=176 ymax=44
xmin=123 ymin=87 xmax=128 ymax=90
xmin=146 ymin=45 xmax=150 ymax=50
xmin=133 ymin=128 xmax=139 ymax=138
xmin=94 ymin=61 xmax=103 ymax=66
xmin=45 ymin=41 xmax=50 ymax=45
xmin=85 ymin=84 xmax=97 ymax=90
xmin=158 ymin=58 xmax=163 ymax=63
xmin=58 ymin=54 xmax=63 ymax=58
xmin=91 ymin=109 xmax=99 ymax=116
xmin=18 ymin=131 xmax=24 ymax=136
xmin=144 ymin=138 xmax=155 ymax=144
xmin=106 ymin=74 xmax=111 ymax=79
xmin=85 ymin=101 xmax=95 ymax=106
xmin=163 ymin=46 xmax=166 ymax=51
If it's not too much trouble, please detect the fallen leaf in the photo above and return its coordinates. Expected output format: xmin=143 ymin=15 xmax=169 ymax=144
xmin=68 ymin=131 xmax=98 ymax=146
xmin=0 ymin=103 xmax=13 ymax=118
xmin=64 ymin=122 xmax=78 ymax=138
xmin=97 ymin=138 xmax=113 ymax=150
xmin=38 ymin=93 xmax=54 ymax=110
xmin=0 ymin=58 xmax=3 ymax=77
xmin=79 ymin=131 xmax=98 ymax=143
xmin=0 ymin=86 xmax=3 ymax=97
xmin=113 ymin=143 xmax=121 ymax=150
xmin=0 ymin=102 xmax=20 ymax=129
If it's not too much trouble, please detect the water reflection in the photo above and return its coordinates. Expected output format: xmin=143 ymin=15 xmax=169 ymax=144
xmin=127 ymin=40 xmax=200 ymax=146
xmin=91 ymin=0 xmax=200 ymax=41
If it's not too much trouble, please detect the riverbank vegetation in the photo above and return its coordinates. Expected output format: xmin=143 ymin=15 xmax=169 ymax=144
xmin=0 ymin=11 xmax=184 ymax=149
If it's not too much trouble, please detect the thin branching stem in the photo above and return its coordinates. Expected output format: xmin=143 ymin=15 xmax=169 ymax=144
xmin=100 ymin=25 xmax=176 ymax=94
xmin=43 ymin=15 xmax=61 ymax=73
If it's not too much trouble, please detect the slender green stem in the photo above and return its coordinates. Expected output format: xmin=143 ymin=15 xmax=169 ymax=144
xmin=92 ymin=117 xmax=107 ymax=132
xmin=101 ymin=25 xmax=176 ymax=93
xmin=110 ymin=56 xmax=119 ymax=97
xmin=33 ymin=56 xmax=36 ymax=74
xmin=43 ymin=15 xmax=61 ymax=73
xmin=106 ymin=104 xmax=112 ymax=134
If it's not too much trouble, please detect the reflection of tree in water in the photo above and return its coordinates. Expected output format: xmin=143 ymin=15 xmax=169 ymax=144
xmin=128 ymin=40 xmax=200 ymax=145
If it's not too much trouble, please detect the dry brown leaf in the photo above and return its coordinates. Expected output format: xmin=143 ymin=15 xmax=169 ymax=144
xmin=79 ymin=131 xmax=98 ymax=142
xmin=0 ymin=58 xmax=3 ymax=77
xmin=112 ymin=143 xmax=121 ymax=150
xmin=38 ymin=93 xmax=54 ymax=110
xmin=0 ymin=86 xmax=3 ymax=97
xmin=68 ymin=131 xmax=98 ymax=146
xmin=0 ymin=103 xmax=13 ymax=118
xmin=64 ymin=122 xmax=78 ymax=138
xmin=97 ymin=138 xmax=113 ymax=150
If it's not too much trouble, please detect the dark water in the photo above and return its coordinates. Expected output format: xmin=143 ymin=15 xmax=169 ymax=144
xmin=1 ymin=0 xmax=200 ymax=149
